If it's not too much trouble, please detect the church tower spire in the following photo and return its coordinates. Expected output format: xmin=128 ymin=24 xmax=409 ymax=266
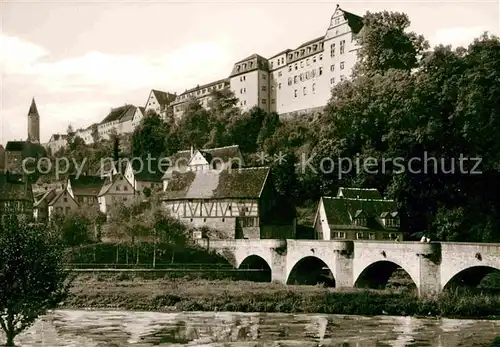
xmin=27 ymin=97 xmax=40 ymax=143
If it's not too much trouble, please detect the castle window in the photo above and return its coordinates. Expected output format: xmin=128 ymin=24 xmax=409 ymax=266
xmin=340 ymin=75 xmax=345 ymax=81
xmin=271 ymin=99 xmax=275 ymax=104
xmin=319 ymin=67 xmax=323 ymax=75
xmin=313 ymin=44 xmax=317 ymax=51
xmin=340 ymin=61 xmax=345 ymax=69
xmin=335 ymin=17 xmax=340 ymax=25
xmin=319 ymin=54 xmax=323 ymax=60
xmin=303 ymin=87 xmax=307 ymax=95
xmin=294 ymin=63 xmax=298 ymax=70
xmin=313 ymin=56 xmax=317 ymax=63
xmin=262 ymin=99 xmax=267 ymax=104
xmin=330 ymin=77 xmax=335 ymax=84
xmin=295 ymin=52 xmax=299 ymax=58
xmin=340 ymin=40 xmax=346 ymax=54
xmin=288 ymin=78 xmax=292 ymax=86
xmin=222 ymin=218 xmax=225 ymax=222
xmin=115 ymin=186 xmax=120 ymax=191
xmin=307 ymin=47 xmax=311 ymax=54
xmin=356 ymin=232 xmax=364 ymax=239
xmin=312 ymin=83 xmax=316 ymax=93
xmin=330 ymin=43 xmax=335 ymax=57
xmin=306 ymin=59 xmax=310 ymax=66
xmin=330 ymin=64 xmax=335 ymax=72
xmin=300 ymin=73 xmax=304 ymax=81
xmin=262 ymin=73 xmax=266 ymax=80
xmin=294 ymin=76 xmax=298 ymax=84
xmin=300 ymin=61 xmax=304 ymax=68
xmin=294 ymin=89 xmax=297 ymax=98
xmin=237 ymin=65 xmax=241 ymax=72
xmin=369 ymin=232 xmax=376 ymax=240
xmin=262 ymin=85 xmax=267 ymax=91
xmin=305 ymin=72 xmax=309 ymax=79
xmin=333 ymin=232 xmax=345 ymax=239
xmin=300 ymin=49 xmax=305 ymax=56
xmin=270 ymin=62 xmax=273 ymax=68
xmin=288 ymin=65 xmax=292 ymax=72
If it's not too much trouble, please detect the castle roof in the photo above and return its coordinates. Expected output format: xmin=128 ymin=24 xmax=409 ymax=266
xmin=100 ymin=105 xmax=136 ymax=124
xmin=230 ymin=54 xmax=269 ymax=77
xmin=162 ymin=167 xmax=269 ymax=200
xmin=151 ymin=89 xmax=176 ymax=107
xmin=177 ymin=78 xmax=230 ymax=98
xmin=28 ymin=98 xmax=39 ymax=117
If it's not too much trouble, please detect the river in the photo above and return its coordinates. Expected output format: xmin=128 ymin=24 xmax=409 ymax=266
xmin=4 ymin=310 xmax=500 ymax=346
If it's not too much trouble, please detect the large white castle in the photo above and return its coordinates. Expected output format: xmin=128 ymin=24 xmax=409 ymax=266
xmin=43 ymin=5 xmax=362 ymax=150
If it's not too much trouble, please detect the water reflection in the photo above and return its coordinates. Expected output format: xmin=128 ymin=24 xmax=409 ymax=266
xmin=1 ymin=310 xmax=499 ymax=346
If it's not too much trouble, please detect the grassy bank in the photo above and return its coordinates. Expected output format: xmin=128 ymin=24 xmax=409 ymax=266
xmin=62 ymin=274 xmax=500 ymax=319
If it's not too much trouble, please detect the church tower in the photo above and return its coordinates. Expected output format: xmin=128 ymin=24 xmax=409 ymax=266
xmin=27 ymin=97 xmax=40 ymax=143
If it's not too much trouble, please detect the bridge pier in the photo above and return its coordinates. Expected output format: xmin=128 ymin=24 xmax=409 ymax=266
xmin=417 ymin=243 xmax=442 ymax=297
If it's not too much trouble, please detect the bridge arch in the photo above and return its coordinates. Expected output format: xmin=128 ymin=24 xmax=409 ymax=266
xmin=354 ymin=260 xmax=418 ymax=290
xmin=286 ymin=256 xmax=336 ymax=286
xmin=442 ymin=265 xmax=500 ymax=291
xmin=238 ymin=255 xmax=272 ymax=282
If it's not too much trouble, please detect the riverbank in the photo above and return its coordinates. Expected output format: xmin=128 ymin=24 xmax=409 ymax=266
xmin=62 ymin=274 xmax=500 ymax=319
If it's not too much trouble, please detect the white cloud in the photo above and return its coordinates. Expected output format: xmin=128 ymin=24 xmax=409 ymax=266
xmin=0 ymin=33 xmax=234 ymax=94
xmin=0 ymin=34 xmax=48 ymax=74
xmin=430 ymin=26 xmax=488 ymax=48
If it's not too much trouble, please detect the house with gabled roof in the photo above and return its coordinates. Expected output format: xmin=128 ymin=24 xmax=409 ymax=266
xmin=48 ymin=188 xmax=78 ymax=219
xmin=45 ymin=133 xmax=68 ymax=155
xmin=97 ymin=172 xmax=140 ymax=215
xmin=313 ymin=187 xmax=402 ymax=241
xmin=161 ymin=166 xmax=295 ymax=239
xmin=144 ymin=89 xmax=177 ymax=119
xmin=162 ymin=145 xmax=245 ymax=185
xmin=123 ymin=160 xmax=163 ymax=195
xmin=66 ymin=175 xmax=105 ymax=209
xmin=0 ymin=172 xmax=34 ymax=225
xmin=33 ymin=189 xmax=56 ymax=222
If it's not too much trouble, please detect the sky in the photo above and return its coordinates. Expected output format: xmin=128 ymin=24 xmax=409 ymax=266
xmin=1 ymin=0 xmax=499 ymax=144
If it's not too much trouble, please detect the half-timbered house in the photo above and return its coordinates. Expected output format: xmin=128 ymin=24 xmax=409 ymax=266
xmin=161 ymin=166 xmax=295 ymax=239
xmin=0 ymin=172 xmax=34 ymax=225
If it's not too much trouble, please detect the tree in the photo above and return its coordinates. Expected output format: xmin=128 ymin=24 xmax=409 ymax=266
xmin=132 ymin=111 xmax=171 ymax=159
xmin=175 ymin=98 xmax=211 ymax=149
xmin=0 ymin=220 xmax=70 ymax=346
xmin=353 ymin=11 xmax=428 ymax=76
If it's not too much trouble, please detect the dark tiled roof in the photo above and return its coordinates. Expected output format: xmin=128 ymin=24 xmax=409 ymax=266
xmin=152 ymin=90 xmax=176 ymax=107
xmin=69 ymin=175 xmax=105 ymax=196
xmin=178 ymin=79 xmax=230 ymax=97
xmin=48 ymin=189 xmax=76 ymax=206
xmin=342 ymin=9 xmax=364 ymax=34
xmin=130 ymin=161 xmax=163 ymax=182
xmin=5 ymin=141 xmax=46 ymax=157
xmin=119 ymin=106 xmax=137 ymax=122
xmin=0 ymin=173 xmax=33 ymax=201
xmin=322 ymin=197 xmax=397 ymax=230
xmin=6 ymin=141 xmax=26 ymax=151
xmin=230 ymin=54 xmax=269 ymax=77
xmin=100 ymin=105 xmax=135 ymax=124
xmin=162 ymin=167 xmax=270 ymax=200
xmin=296 ymin=36 xmax=324 ymax=49
xmin=337 ymin=187 xmax=382 ymax=200
xmin=269 ymin=49 xmax=292 ymax=60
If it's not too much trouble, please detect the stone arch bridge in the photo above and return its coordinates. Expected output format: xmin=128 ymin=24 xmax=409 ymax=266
xmin=196 ymin=239 xmax=500 ymax=296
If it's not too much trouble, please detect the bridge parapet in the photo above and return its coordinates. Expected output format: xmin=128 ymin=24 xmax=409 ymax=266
xmin=195 ymin=239 xmax=287 ymax=250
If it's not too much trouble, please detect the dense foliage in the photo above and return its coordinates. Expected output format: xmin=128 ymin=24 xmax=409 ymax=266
xmin=50 ymin=11 xmax=500 ymax=242
xmin=0 ymin=220 xmax=70 ymax=346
